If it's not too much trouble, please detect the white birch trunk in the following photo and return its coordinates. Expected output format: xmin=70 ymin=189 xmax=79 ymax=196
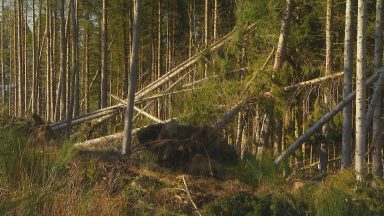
xmin=273 ymin=0 xmax=294 ymax=71
xmin=355 ymin=0 xmax=367 ymax=181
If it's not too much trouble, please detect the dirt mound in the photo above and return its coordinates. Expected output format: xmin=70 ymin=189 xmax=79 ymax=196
xmin=136 ymin=121 xmax=238 ymax=175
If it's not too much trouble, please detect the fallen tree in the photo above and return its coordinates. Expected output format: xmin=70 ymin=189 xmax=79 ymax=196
xmin=49 ymin=24 xmax=257 ymax=131
xmin=283 ymin=72 xmax=343 ymax=91
xmin=75 ymin=120 xmax=238 ymax=176
xmin=73 ymin=71 xmax=346 ymax=151
xmin=274 ymin=69 xmax=383 ymax=164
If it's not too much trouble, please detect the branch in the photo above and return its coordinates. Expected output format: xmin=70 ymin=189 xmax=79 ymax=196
xmin=182 ymin=176 xmax=202 ymax=216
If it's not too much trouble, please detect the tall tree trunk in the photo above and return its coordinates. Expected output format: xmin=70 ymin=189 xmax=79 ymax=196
xmin=31 ymin=0 xmax=37 ymax=114
xmin=122 ymin=0 xmax=141 ymax=155
xmin=204 ymin=0 xmax=208 ymax=47
xmin=23 ymin=1 xmax=27 ymax=115
xmin=0 ymin=0 xmax=4 ymax=107
xmin=59 ymin=0 xmax=67 ymax=121
xmin=46 ymin=0 xmax=51 ymax=120
xmin=123 ymin=6 xmax=129 ymax=96
xmin=273 ymin=0 xmax=294 ymax=71
xmin=355 ymin=0 xmax=368 ymax=181
xmin=372 ymin=0 xmax=383 ymax=177
xmin=17 ymin=0 xmax=23 ymax=117
xmin=37 ymin=0 xmax=42 ymax=115
xmin=213 ymin=0 xmax=218 ymax=41
xmin=320 ymin=0 xmax=334 ymax=175
xmin=188 ymin=1 xmax=193 ymax=58
xmin=342 ymin=0 xmax=354 ymax=168
xmin=13 ymin=0 xmax=18 ymax=116
xmin=73 ymin=0 xmax=80 ymax=117
xmin=100 ymin=0 xmax=108 ymax=109
xmin=84 ymin=25 xmax=89 ymax=113
xmin=66 ymin=0 xmax=78 ymax=139
xmin=51 ymin=9 xmax=57 ymax=120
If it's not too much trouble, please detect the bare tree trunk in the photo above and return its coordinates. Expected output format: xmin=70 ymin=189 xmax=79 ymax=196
xmin=59 ymin=0 xmax=67 ymax=121
xmin=101 ymin=0 xmax=108 ymax=109
xmin=123 ymin=6 xmax=129 ymax=96
xmin=273 ymin=0 xmax=294 ymax=71
xmin=319 ymin=0 xmax=334 ymax=175
xmin=188 ymin=1 xmax=193 ymax=58
xmin=46 ymin=0 xmax=51 ymax=120
xmin=84 ymin=26 xmax=89 ymax=113
xmin=13 ymin=0 xmax=18 ymax=116
xmin=66 ymin=0 xmax=78 ymax=139
xmin=17 ymin=0 xmax=23 ymax=117
xmin=122 ymin=0 xmax=141 ymax=155
xmin=0 ymin=0 xmax=4 ymax=106
xmin=23 ymin=1 xmax=27 ymax=115
xmin=31 ymin=0 xmax=37 ymax=114
xmin=204 ymin=0 xmax=208 ymax=77
xmin=372 ymin=0 xmax=383 ymax=177
xmin=73 ymin=0 xmax=80 ymax=117
xmin=213 ymin=0 xmax=218 ymax=41
xmin=355 ymin=0 xmax=367 ymax=181
xmin=36 ymin=0 xmax=42 ymax=115
xmin=342 ymin=0 xmax=354 ymax=169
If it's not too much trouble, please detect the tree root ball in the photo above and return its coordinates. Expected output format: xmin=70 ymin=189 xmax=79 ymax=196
xmin=136 ymin=121 xmax=238 ymax=175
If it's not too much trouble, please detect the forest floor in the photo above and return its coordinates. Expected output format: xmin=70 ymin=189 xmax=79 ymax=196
xmin=1 ymin=114 xmax=384 ymax=216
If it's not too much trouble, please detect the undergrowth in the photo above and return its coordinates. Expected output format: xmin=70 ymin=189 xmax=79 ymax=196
xmin=1 ymin=113 xmax=384 ymax=215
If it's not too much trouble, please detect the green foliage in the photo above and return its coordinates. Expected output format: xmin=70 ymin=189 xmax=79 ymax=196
xmin=226 ymin=155 xmax=282 ymax=188
xmin=236 ymin=0 xmax=280 ymax=27
xmin=313 ymin=170 xmax=384 ymax=216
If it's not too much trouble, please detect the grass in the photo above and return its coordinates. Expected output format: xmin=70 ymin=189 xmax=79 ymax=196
xmin=1 ymin=114 xmax=384 ymax=215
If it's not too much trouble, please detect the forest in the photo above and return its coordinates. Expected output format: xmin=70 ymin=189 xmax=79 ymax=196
xmin=1 ymin=0 xmax=384 ymax=215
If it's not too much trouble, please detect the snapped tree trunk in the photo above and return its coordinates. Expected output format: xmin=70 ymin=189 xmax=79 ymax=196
xmin=273 ymin=0 xmax=294 ymax=71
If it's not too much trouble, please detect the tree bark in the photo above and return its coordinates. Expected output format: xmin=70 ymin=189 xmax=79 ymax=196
xmin=31 ymin=0 xmax=37 ymax=114
xmin=122 ymin=0 xmax=141 ymax=155
xmin=100 ymin=0 xmax=108 ymax=110
xmin=17 ymin=0 xmax=23 ymax=117
xmin=213 ymin=0 xmax=218 ymax=41
xmin=66 ymin=0 xmax=78 ymax=139
xmin=320 ymin=0 xmax=334 ymax=175
xmin=355 ymin=0 xmax=367 ymax=181
xmin=342 ymin=0 xmax=354 ymax=169
xmin=0 ymin=0 xmax=4 ymax=106
xmin=73 ymin=0 xmax=80 ymax=117
xmin=372 ymin=0 xmax=383 ymax=177
xmin=273 ymin=0 xmax=294 ymax=71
